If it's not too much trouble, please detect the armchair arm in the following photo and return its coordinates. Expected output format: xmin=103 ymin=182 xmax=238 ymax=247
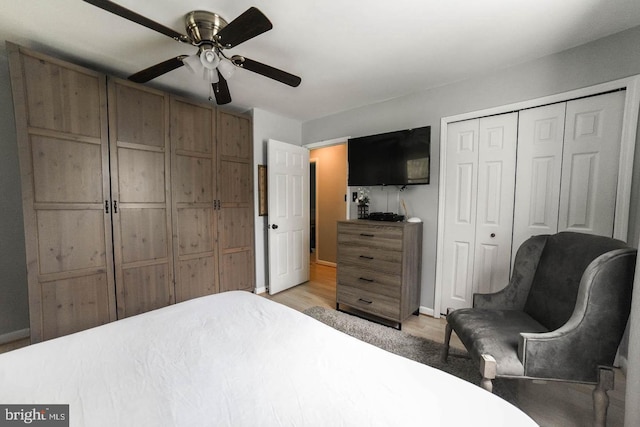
xmin=473 ymin=235 xmax=548 ymax=310
xmin=517 ymin=248 xmax=636 ymax=383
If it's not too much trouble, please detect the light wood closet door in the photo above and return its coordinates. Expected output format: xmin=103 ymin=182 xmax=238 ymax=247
xmin=108 ymin=79 xmax=174 ymax=318
xmin=8 ymin=44 xmax=116 ymax=342
xmin=171 ymin=97 xmax=219 ymax=302
xmin=216 ymin=111 xmax=255 ymax=292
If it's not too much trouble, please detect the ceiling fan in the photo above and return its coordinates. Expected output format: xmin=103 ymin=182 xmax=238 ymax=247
xmin=83 ymin=0 xmax=302 ymax=105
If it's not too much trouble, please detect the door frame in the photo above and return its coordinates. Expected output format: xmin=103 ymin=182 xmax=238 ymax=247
xmin=434 ymin=75 xmax=640 ymax=318
xmin=304 ymin=136 xmax=350 ymax=266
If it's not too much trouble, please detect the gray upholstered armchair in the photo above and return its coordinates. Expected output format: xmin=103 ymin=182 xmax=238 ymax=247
xmin=441 ymin=232 xmax=636 ymax=427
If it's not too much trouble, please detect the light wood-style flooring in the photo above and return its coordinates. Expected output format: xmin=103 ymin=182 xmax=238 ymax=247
xmin=265 ymin=263 xmax=626 ymax=427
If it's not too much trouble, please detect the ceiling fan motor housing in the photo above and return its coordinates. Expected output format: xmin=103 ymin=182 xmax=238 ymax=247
xmin=185 ymin=11 xmax=228 ymax=45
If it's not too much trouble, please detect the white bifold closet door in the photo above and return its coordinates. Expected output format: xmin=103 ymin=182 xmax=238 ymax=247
xmin=440 ymin=113 xmax=518 ymax=312
xmin=440 ymin=91 xmax=625 ymax=314
xmin=512 ymin=91 xmax=625 ymax=255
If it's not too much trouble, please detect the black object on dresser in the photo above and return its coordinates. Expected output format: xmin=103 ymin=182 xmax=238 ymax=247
xmin=336 ymin=220 xmax=422 ymax=329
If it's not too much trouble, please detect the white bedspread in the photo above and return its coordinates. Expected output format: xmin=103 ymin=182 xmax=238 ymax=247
xmin=0 ymin=291 xmax=537 ymax=426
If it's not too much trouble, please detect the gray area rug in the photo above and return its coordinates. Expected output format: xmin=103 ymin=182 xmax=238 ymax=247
xmin=303 ymin=306 xmax=518 ymax=405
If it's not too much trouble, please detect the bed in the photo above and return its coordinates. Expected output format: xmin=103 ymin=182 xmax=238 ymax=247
xmin=0 ymin=291 xmax=537 ymax=426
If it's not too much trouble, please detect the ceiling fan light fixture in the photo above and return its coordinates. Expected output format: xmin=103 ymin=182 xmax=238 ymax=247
xmin=203 ymin=67 xmax=219 ymax=83
xmin=217 ymin=58 xmax=236 ymax=80
xmin=200 ymin=48 xmax=220 ymax=70
xmin=182 ymin=54 xmax=202 ymax=74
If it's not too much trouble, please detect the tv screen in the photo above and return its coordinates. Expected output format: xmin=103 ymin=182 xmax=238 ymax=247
xmin=348 ymin=126 xmax=430 ymax=186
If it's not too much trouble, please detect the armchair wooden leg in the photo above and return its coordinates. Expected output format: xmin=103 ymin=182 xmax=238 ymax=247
xmin=593 ymin=366 xmax=614 ymax=427
xmin=441 ymin=323 xmax=452 ymax=363
xmin=480 ymin=354 xmax=497 ymax=393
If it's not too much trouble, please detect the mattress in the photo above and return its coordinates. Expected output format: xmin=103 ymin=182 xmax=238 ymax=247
xmin=0 ymin=291 xmax=537 ymax=426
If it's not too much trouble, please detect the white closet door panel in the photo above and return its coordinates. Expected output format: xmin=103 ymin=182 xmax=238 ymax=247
xmin=512 ymin=103 xmax=566 ymax=255
xmin=473 ymin=113 xmax=518 ymax=294
xmin=559 ymin=91 xmax=625 ymax=235
xmin=441 ymin=119 xmax=479 ymax=311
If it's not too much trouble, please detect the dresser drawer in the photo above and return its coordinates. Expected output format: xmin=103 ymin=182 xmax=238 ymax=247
xmin=337 ymin=222 xmax=403 ymax=251
xmin=337 ymin=285 xmax=400 ymax=321
xmin=337 ymin=264 xmax=401 ymax=297
xmin=337 ymin=245 xmax=402 ymax=275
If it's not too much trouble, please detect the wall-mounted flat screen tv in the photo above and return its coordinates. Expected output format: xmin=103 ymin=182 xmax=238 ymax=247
xmin=348 ymin=126 xmax=430 ymax=186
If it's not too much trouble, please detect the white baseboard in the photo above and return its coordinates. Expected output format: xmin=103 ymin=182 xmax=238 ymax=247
xmin=315 ymin=260 xmax=336 ymax=268
xmin=617 ymin=354 xmax=628 ymax=375
xmin=254 ymin=286 xmax=267 ymax=295
xmin=0 ymin=328 xmax=30 ymax=345
xmin=419 ymin=306 xmax=434 ymax=317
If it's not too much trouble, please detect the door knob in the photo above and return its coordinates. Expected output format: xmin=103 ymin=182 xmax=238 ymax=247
xmin=271 ymin=224 xmax=279 ymax=229
xmin=490 ymin=233 xmax=496 ymax=238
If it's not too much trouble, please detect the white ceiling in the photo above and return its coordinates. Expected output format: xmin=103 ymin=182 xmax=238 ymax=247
xmin=1 ymin=0 xmax=640 ymax=122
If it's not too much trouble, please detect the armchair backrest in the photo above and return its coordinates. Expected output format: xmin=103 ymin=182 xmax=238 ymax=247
xmin=523 ymin=232 xmax=630 ymax=331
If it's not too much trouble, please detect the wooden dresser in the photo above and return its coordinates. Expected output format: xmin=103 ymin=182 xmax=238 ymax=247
xmin=336 ymin=220 xmax=422 ymax=327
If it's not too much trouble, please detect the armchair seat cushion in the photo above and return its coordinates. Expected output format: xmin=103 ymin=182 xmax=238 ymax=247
xmin=447 ymin=309 xmax=548 ymax=377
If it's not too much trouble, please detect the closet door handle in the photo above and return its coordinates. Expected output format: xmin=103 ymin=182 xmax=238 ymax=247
xmin=105 ymin=200 xmax=109 ymax=214
xmin=113 ymin=200 xmax=118 ymax=213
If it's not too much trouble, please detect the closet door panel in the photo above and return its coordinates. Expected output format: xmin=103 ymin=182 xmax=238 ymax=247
xmin=114 ymin=83 xmax=164 ymax=147
xmin=171 ymin=97 xmax=219 ymax=302
xmin=31 ymin=136 xmax=103 ymax=203
xmin=41 ymin=274 xmax=111 ymax=341
xmin=108 ymin=79 xmax=174 ymax=319
xmin=37 ymin=210 xmax=106 ymax=274
xmin=440 ymin=119 xmax=479 ymax=312
xmin=121 ymin=264 xmax=171 ymax=316
xmin=118 ymin=208 xmax=169 ymax=263
xmin=219 ymin=160 xmax=251 ymax=204
xmin=174 ymin=156 xmax=214 ymax=204
xmin=177 ymin=208 xmax=215 ymax=255
xmin=512 ymin=103 xmax=566 ymax=255
xmin=177 ymin=258 xmax=217 ymax=302
xmin=22 ymin=54 xmax=102 ymax=137
xmin=117 ymin=148 xmax=167 ymax=202
xmin=559 ymin=91 xmax=625 ymax=235
xmin=219 ymin=252 xmax=253 ymax=293
xmin=473 ymin=113 xmax=518 ymax=294
xmin=8 ymin=43 xmax=116 ymax=342
xmin=216 ymin=111 xmax=255 ymax=292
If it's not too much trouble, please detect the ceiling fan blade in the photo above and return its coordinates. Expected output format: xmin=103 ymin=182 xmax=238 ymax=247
xmin=212 ymin=71 xmax=232 ymax=105
xmin=83 ymin=0 xmax=187 ymax=41
xmin=232 ymin=56 xmax=301 ymax=87
xmin=129 ymin=56 xmax=185 ymax=83
xmin=216 ymin=7 xmax=272 ymax=48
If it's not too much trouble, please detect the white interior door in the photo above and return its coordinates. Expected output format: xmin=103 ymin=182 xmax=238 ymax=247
xmin=512 ymin=103 xmax=566 ymax=254
xmin=268 ymin=139 xmax=310 ymax=295
xmin=440 ymin=119 xmax=480 ymax=312
xmin=440 ymin=113 xmax=518 ymax=312
xmin=473 ymin=113 xmax=518 ymax=294
xmin=559 ymin=91 xmax=625 ymax=235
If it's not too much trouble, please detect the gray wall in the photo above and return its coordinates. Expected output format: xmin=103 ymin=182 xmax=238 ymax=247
xmin=0 ymin=52 xmax=28 ymax=337
xmin=302 ymin=24 xmax=640 ymax=311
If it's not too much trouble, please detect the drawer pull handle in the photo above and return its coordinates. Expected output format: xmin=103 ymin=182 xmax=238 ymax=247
xmin=360 ymin=233 xmax=374 ymax=237
xmin=358 ymin=298 xmax=373 ymax=305
xmin=359 ymin=255 xmax=374 ymax=260
xmin=359 ymin=277 xmax=374 ymax=282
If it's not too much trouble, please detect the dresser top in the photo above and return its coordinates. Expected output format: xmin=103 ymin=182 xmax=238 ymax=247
xmin=339 ymin=219 xmax=422 ymax=228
